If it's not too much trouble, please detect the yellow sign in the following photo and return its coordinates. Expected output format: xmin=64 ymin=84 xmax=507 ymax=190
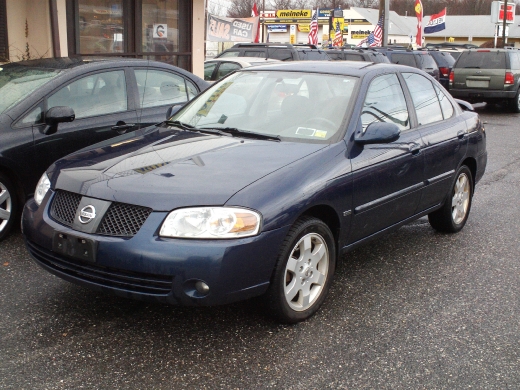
xmin=276 ymin=9 xmax=312 ymax=18
xmin=298 ymin=24 xmax=310 ymax=32
xmin=290 ymin=35 xmax=296 ymax=43
xmin=448 ymin=37 xmax=455 ymax=42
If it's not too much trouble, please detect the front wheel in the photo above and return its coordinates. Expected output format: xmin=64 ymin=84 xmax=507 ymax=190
xmin=263 ymin=216 xmax=336 ymax=324
xmin=428 ymin=165 xmax=473 ymax=233
xmin=0 ymin=173 xmax=18 ymax=241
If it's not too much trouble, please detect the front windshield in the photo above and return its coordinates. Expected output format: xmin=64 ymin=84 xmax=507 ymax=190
xmin=0 ymin=66 xmax=61 ymax=114
xmin=172 ymin=70 xmax=358 ymax=143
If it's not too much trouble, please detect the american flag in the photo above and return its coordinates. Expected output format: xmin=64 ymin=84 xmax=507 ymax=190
xmin=333 ymin=21 xmax=343 ymax=46
xmin=308 ymin=8 xmax=319 ymax=45
xmin=357 ymin=13 xmax=384 ymax=47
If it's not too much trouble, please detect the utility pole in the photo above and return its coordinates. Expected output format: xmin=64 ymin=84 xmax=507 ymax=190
xmin=502 ymin=0 xmax=508 ymax=46
xmin=383 ymin=0 xmax=389 ymax=47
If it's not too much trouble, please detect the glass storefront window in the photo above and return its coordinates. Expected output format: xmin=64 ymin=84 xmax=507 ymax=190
xmin=78 ymin=0 xmax=124 ymax=54
xmin=142 ymin=0 xmax=179 ymax=61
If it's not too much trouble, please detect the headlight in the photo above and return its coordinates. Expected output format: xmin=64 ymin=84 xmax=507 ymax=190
xmin=159 ymin=207 xmax=261 ymax=239
xmin=34 ymin=172 xmax=50 ymax=206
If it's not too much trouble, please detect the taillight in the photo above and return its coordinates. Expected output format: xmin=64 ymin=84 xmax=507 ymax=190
xmin=505 ymin=72 xmax=514 ymax=85
xmin=439 ymin=67 xmax=449 ymax=77
xmin=449 ymin=70 xmax=454 ymax=85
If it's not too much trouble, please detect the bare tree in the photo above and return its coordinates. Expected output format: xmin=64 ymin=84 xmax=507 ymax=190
xmin=228 ymin=0 xmax=256 ymax=18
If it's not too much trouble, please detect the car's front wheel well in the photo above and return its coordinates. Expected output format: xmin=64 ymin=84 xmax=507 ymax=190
xmin=300 ymin=205 xmax=341 ymax=251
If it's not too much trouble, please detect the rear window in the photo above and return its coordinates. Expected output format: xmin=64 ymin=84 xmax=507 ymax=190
xmin=345 ymin=54 xmax=365 ymax=61
xmin=327 ymin=52 xmax=344 ymax=60
xmin=297 ymin=50 xmax=330 ymax=60
xmin=417 ymin=54 xmax=438 ymax=70
xmin=390 ymin=53 xmax=416 ymax=67
xmin=455 ymin=51 xmax=507 ymax=69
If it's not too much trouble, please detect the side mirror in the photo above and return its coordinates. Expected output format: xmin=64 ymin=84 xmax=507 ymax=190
xmin=166 ymin=105 xmax=182 ymax=120
xmin=454 ymin=98 xmax=474 ymax=112
xmin=354 ymin=122 xmax=400 ymax=145
xmin=42 ymin=106 xmax=75 ymax=135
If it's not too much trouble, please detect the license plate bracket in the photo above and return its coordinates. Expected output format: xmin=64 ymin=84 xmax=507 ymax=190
xmin=52 ymin=232 xmax=97 ymax=263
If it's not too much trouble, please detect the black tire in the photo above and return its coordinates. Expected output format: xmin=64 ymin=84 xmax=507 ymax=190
xmin=0 ymin=173 xmax=18 ymax=241
xmin=263 ymin=216 xmax=336 ymax=324
xmin=509 ymin=88 xmax=520 ymax=113
xmin=428 ymin=165 xmax=473 ymax=233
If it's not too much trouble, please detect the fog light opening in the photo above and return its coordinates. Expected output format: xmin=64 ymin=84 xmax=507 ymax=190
xmin=195 ymin=281 xmax=210 ymax=295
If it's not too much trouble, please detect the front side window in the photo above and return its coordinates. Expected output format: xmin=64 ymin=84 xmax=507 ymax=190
xmin=173 ymin=71 xmax=358 ymax=143
xmin=403 ymin=72 xmax=443 ymax=126
xmin=361 ymin=73 xmax=410 ymax=131
xmin=135 ymin=69 xmax=190 ymax=108
xmin=345 ymin=54 xmax=364 ymax=61
xmin=267 ymin=48 xmax=293 ymax=61
xmin=48 ymin=70 xmax=127 ymax=119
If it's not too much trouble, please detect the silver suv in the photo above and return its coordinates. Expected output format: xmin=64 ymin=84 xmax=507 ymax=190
xmin=449 ymin=48 xmax=520 ymax=112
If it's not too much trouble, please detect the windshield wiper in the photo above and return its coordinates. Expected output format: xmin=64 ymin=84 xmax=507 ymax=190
xmin=200 ymin=127 xmax=281 ymax=141
xmin=165 ymin=120 xmax=194 ymax=130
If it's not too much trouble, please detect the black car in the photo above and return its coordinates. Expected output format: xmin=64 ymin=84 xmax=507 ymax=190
xmin=382 ymin=49 xmax=440 ymax=81
xmin=427 ymin=49 xmax=456 ymax=89
xmin=216 ymin=43 xmax=330 ymax=61
xmin=449 ymin=49 xmax=520 ymax=112
xmin=0 ymin=57 xmax=209 ymax=240
xmin=326 ymin=48 xmax=390 ymax=63
xmin=22 ymin=61 xmax=487 ymax=323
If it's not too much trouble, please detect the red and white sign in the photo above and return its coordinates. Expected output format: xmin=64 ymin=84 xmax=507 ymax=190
xmin=491 ymin=1 xmax=515 ymax=24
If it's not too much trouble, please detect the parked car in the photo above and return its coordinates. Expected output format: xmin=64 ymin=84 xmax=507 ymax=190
xmin=216 ymin=43 xmax=330 ymax=61
xmin=426 ymin=49 xmax=457 ymax=89
xmin=381 ymin=49 xmax=440 ymax=81
xmin=449 ymin=48 xmax=520 ymax=112
xmin=22 ymin=61 xmax=487 ymax=323
xmin=204 ymin=57 xmax=280 ymax=81
xmin=0 ymin=57 xmax=209 ymax=240
xmin=326 ymin=48 xmax=390 ymax=63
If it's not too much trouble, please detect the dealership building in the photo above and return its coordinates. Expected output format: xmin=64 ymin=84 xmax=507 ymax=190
xmin=0 ymin=0 xmax=206 ymax=76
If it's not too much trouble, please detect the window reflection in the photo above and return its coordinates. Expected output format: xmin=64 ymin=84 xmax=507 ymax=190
xmin=79 ymin=0 xmax=124 ymax=54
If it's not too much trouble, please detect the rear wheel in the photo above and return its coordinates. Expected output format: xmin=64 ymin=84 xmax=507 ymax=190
xmin=0 ymin=173 xmax=18 ymax=241
xmin=428 ymin=165 xmax=473 ymax=233
xmin=263 ymin=216 xmax=336 ymax=323
xmin=509 ymin=88 xmax=520 ymax=113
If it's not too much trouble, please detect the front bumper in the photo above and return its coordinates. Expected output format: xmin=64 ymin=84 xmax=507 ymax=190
xmin=22 ymin=193 xmax=288 ymax=306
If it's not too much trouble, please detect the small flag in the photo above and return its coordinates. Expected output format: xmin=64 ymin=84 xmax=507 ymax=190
xmin=308 ymin=9 xmax=319 ymax=45
xmin=333 ymin=21 xmax=343 ymax=47
xmin=357 ymin=13 xmax=384 ymax=47
xmin=424 ymin=8 xmax=446 ymax=34
xmin=415 ymin=0 xmax=423 ymax=47
xmin=251 ymin=3 xmax=260 ymax=43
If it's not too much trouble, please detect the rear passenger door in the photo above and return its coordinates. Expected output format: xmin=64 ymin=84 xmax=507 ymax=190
xmin=401 ymin=72 xmax=468 ymax=211
xmin=133 ymin=68 xmax=200 ymax=127
xmin=32 ymin=68 xmax=138 ymax=171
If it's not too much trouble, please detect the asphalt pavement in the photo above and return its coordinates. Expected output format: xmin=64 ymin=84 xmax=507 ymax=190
xmin=1 ymin=104 xmax=519 ymax=389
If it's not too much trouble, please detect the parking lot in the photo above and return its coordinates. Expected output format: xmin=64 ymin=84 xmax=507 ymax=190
xmin=1 ymin=104 xmax=519 ymax=389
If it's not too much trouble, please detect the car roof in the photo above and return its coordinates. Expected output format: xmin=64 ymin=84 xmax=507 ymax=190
xmin=237 ymin=60 xmax=408 ymax=76
xmin=205 ymin=57 xmax=280 ymax=66
xmin=1 ymin=56 xmax=194 ymax=74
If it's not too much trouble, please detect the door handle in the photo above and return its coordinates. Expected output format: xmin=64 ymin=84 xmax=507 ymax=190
xmin=409 ymin=143 xmax=421 ymax=155
xmin=457 ymin=130 xmax=466 ymax=139
xmin=111 ymin=122 xmax=135 ymax=134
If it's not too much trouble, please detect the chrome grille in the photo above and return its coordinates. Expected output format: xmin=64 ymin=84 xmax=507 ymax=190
xmin=97 ymin=202 xmax=152 ymax=237
xmin=50 ymin=190 xmax=82 ymax=226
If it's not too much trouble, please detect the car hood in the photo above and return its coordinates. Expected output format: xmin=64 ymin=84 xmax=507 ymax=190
xmin=50 ymin=127 xmax=326 ymax=211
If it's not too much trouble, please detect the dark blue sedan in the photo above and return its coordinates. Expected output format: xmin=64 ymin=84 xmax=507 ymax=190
xmin=22 ymin=61 xmax=487 ymax=323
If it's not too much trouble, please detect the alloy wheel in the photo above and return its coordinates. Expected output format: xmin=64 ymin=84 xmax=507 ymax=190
xmin=284 ymin=232 xmax=329 ymax=312
xmin=451 ymin=173 xmax=470 ymax=225
xmin=0 ymin=181 xmax=12 ymax=233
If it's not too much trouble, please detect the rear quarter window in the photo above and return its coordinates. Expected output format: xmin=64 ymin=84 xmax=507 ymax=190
xmin=455 ymin=51 xmax=506 ymax=69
